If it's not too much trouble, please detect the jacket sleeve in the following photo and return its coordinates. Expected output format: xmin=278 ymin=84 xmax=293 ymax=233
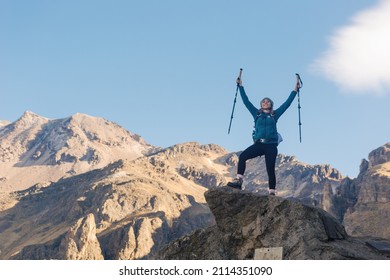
xmin=274 ymin=91 xmax=297 ymax=120
xmin=239 ymin=86 xmax=258 ymax=118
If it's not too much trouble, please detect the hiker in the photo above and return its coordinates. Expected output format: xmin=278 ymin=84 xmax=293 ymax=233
xmin=227 ymin=76 xmax=300 ymax=195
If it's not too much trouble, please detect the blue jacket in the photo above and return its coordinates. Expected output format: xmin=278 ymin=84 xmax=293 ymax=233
xmin=239 ymin=86 xmax=297 ymax=143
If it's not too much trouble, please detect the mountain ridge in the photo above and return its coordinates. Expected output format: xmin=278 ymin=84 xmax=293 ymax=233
xmin=0 ymin=111 xmax=158 ymax=193
xmin=0 ymin=111 xmax=389 ymax=259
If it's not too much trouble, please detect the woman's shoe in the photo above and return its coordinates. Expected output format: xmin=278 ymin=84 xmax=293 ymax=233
xmin=227 ymin=178 xmax=243 ymax=190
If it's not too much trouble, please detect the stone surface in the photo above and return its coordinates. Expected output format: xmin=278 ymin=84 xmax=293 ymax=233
xmin=159 ymin=187 xmax=387 ymax=260
xmin=366 ymin=240 xmax=390 ymax=256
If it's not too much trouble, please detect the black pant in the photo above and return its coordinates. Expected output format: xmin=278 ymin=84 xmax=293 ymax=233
xmin=237 ymin=142 xmax=278 ymax=190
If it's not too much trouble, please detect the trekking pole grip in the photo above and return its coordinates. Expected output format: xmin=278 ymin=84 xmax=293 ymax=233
xmin=295 ymin=73 xmax=303 ymax=91
xmin=237 ymin=68 xmax=243 ymax=85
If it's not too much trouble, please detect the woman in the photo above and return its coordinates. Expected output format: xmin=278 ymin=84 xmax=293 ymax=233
xmin=227 ymin=76 xmax=300 ymax=195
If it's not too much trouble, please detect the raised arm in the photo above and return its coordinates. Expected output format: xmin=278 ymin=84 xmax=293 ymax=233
xmin=237 ymin=77 xmax=258 ymax=118
xmin=274 ymin=80 xmax=300 ymax=119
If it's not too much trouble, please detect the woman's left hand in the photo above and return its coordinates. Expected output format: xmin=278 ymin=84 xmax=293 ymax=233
xmin=295 ymin=81 xmax=301 ymax=91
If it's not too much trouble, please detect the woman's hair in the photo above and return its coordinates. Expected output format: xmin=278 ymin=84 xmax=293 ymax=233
xmin=257 ymin=108 xmax=275 ymax=115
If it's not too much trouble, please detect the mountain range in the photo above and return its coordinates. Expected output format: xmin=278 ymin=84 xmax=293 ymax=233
xmin=0 ymin=111 xmax=156 ymax=194
xmin=0 ymin=112 xmax=389 ymax=259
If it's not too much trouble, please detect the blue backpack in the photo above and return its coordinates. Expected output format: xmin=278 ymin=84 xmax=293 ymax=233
xmin=253 ymin=113 xmax=283 ymax=145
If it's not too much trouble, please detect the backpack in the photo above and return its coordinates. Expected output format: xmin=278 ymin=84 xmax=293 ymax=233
xmin=253 ymin=112 xmax=283 ymax=145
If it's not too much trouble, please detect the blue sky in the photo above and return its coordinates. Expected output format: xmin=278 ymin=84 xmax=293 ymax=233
xmin=1 ymin=0 xmax=389 ymax=178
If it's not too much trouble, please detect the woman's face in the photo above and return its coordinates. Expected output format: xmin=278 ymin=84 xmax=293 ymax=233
xmin=261 ymin=98 xmax=272 ymax=110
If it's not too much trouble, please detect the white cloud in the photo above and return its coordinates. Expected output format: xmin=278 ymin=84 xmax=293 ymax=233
xmin=311 ymin=0 xmax=390 ymax=95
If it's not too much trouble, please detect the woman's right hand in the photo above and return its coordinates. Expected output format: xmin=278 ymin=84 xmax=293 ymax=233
xmin=294 ymin=81 xmax=301 ymax=91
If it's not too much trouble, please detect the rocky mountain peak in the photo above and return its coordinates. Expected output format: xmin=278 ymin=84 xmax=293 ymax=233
xmin=60 ymin=112 xmax=150 ymax=148
xmin=368 ymin=142 xmax=390 ymax=167
xmin=0 ymin=111 xmax=48 ymax=139
xmin=0 ymin=120 xmax=10 ymax=128
xmin=0 ymin=112 xmax=157 ymax=193
xmin=15 ymin=111 xmax=49 ymax=127
xmin=328 ymin=142 xmax=390 ymax=240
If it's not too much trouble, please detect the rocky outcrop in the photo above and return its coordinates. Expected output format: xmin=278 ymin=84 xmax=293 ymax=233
xmin=342 ymin=161 xmax=390 ymax=238
xmin=12 ymin=214 xmax=104 ymax=260
xmin=159 ymin=187 xmax=386 ymax=260
xmin=322 ymin=143 xmax=390 ymax=239
xmin=368 ymin=143 xmax=390 ymax=167
xmin=60 ymin=214 xmax=104 ymax=260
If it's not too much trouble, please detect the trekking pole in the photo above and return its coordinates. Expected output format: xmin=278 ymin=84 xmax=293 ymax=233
xmin=228 ymin=68 xmax=243 ymax=134
xmin=295 ymin=73 xmax=303 ymax=142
